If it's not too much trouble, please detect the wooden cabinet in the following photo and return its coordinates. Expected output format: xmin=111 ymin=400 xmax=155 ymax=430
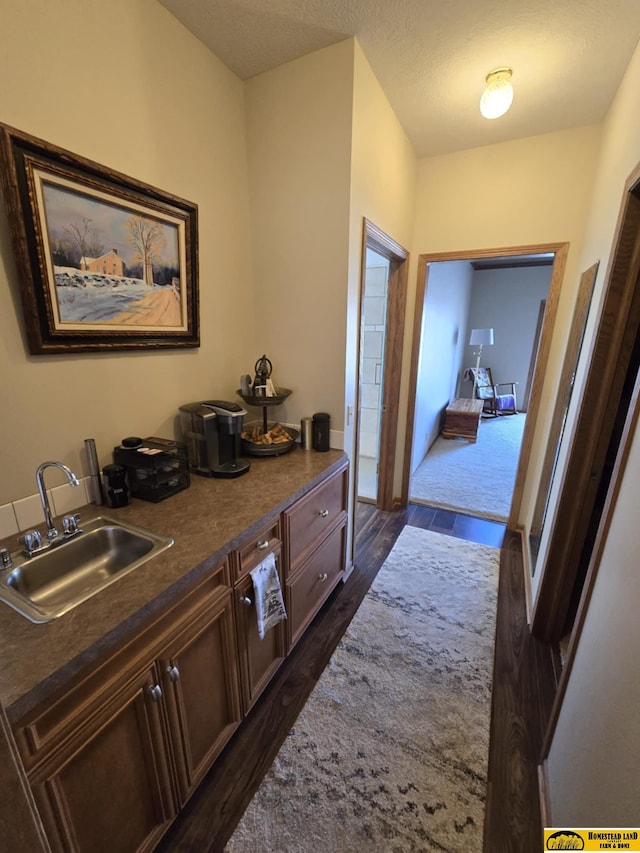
xmin=29 ymin=664 xmax=175 ymax=853
xmin=232 ymin=519 xmax=286 ymax=713
xmin=12 ymin=457 xmax=349 ymax=853
xmin=283 ymin=463 xmax=348 ymax=650
xmin=16 ymin=563 xmax=242 ymax=853
xmin=157 ymin=589 xmax=242 ymax=803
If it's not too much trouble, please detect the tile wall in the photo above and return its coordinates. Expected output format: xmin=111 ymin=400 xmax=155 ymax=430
xmin=0 ymin=479 xmax=91 ymax=541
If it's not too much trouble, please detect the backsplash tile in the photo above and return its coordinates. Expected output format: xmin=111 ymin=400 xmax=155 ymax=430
xmin=51 ymin=479 xmax=88 ymax=516
xmin=13 ymin=493 xmax=47 ymax=531
xmin=0 ymin=504 xmax=18 ymax=539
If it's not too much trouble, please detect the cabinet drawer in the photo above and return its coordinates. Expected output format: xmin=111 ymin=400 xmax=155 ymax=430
xmin=284 ymin=466 xmax=347 ymax=570
xmin=286 ymin=521 xmax=346 ymax=650
xmin=233 ymin=518 xmax=281 ymax=582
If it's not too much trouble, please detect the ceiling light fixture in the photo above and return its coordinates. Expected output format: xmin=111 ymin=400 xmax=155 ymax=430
xmin=480 ymin=67 xmax=513 ymax=120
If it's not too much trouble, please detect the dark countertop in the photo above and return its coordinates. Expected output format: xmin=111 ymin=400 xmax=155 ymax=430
xmin=1 ymin=448 xmax=347 ymax=723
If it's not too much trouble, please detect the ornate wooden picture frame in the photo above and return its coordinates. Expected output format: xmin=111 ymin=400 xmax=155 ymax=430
xmin=0 ymin=123 xmax=199 ymax=353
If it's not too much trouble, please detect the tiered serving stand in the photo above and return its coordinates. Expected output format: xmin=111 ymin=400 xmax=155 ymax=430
xmin=236 ymin=388 xmax=299 ymax=456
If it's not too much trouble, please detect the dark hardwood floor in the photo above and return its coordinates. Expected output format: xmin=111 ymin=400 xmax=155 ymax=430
xmin=158 ymin=503 xmax=556 ymax=853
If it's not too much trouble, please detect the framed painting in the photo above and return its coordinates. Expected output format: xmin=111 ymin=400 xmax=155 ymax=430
xmin=0 ymin=123 xmax=199 ymax=353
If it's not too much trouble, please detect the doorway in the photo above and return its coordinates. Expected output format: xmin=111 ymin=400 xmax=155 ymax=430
xmin=406 ymin=255 xmax=552 ymax=521
xmin=402 ymin=243 xmax=569 ymax=529
xmin=356 ymin=250 xmax=391 ymax=503
xmin=352 ymin=220 xmax=408 ymax=514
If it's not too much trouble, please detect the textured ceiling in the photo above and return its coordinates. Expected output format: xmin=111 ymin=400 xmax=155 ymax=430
xmin=158 ymin=0 xmax=640 ymax=157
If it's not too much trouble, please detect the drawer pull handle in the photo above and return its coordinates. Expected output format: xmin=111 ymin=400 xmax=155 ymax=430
xmin=240 ymin=595 xmax=253 ymax=606
xmin=318 ymin=572 xmax=328 ymax=582
xmin=147 ymin=684 xmax=163 ymax=703
xmin=319 ymin=509 xmax=329 ymax=518
xmin=256 ymin=540 xmax=269 ymax=551
xmin=166 ymin=665 xmax=180 ymax=683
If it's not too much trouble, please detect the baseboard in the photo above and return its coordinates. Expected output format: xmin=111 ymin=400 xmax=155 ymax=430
xmin=342 ymin=558 xmax=355 ymax=582
xmin=517 ymin=522 xmax=533 ymax=625
xmin=538 ymin=760 xmax=552 ymax=829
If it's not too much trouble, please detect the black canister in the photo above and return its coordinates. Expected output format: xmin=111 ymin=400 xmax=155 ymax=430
xmin=312 ymin=412 xmax=330 ymax=452
xmin=102 ymin=464 xmax=130 ymax=508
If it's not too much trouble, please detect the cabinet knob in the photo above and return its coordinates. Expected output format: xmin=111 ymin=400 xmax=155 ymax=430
xmin=318 ymin=572 xmax=328 ymax=583
xmin=240 ymin=595 xmax=253 ymax=606
xmin=319 ymin=509 xmax=329 ymax=518
xmin=147 ymin=684 xmax=163 ymax=702
xmin=256 ymin=540 xmax=269 ymax=551
xmin=166 ymin=664 xmax=180 ymax=683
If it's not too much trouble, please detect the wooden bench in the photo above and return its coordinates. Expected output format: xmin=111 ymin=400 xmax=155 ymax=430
xmin=442 ymin=397 xmax=484 ymax=442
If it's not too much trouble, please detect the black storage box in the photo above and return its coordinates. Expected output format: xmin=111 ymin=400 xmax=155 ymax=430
xmin=113 ymin=437 xmax=190 ymax=502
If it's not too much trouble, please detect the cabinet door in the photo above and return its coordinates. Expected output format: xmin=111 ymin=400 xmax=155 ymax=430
xmin=234 ymin=550 xmax=286 ymax=712
xmin=30 ymin=665 xmax=175 ymax=853
xmin=159 ymin=590 xmax=243 ymax=803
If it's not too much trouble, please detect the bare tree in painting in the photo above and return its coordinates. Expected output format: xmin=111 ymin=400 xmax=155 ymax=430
xmin=63 ymin=217 xmax=104 ymax=267
xmin=125 ymin=215 xmax=167 ymax=285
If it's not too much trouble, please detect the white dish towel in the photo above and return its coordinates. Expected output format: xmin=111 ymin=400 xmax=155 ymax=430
xmin=250 ymin=552 xmax=287 ymax=639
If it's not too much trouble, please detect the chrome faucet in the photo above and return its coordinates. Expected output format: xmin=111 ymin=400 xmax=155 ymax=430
xmin=36 ymin=461 xmax=80 ymax=540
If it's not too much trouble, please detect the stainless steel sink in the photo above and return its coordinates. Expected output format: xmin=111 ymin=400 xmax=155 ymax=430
xmin=0 ymin=516 xmax=173 ymax=623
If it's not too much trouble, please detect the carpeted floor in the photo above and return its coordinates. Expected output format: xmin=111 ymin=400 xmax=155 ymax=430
xmin=410 ymin=413 xmax=526 ymax=521
xmin=225 ymin=525 xmax=500 ymax=852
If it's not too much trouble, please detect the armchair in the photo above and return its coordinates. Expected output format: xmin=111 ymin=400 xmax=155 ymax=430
xmin=463 ymin=367 xmax=517 ymax=416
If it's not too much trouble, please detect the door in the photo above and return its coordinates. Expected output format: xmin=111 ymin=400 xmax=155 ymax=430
xmin=160 ymin=590 xmax=243 ymax=802
xmin=234 ymin=550 xmax=286 ymax=712
xmin=30 ymin=665 xmax=176 ymax=853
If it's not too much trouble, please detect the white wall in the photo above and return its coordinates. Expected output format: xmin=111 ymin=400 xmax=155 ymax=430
xmin=244 ymin=40 xmax=354 ymax=433
xmin=411 ymin=260 xmax=472 ymax=471
xmin=344 ymin=42 xmax=417 ymax=541
xmin=463 ymin=265 xmax=552 ymax=407
xmin=544 ymin=38 xmax=640 ymax=825
xmin=0 ymin=0 xmax=255 ymax=506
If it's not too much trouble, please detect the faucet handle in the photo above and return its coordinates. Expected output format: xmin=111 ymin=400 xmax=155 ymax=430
xmin=62 ymin=514 xmax=81 ymax=535
xmin=19 ymin=530 xmax=42 ymax=555
xmin=0 ymin=548 xmax=12 ymax=570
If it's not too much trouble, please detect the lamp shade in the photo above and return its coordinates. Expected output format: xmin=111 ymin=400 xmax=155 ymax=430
xmin=480 ymin=68 xmax=513 ymax=119
xmin=469 ymin=328 xmax=494 ymax=346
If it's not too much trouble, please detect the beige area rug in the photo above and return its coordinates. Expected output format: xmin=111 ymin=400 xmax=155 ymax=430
xmin=225 ymin=526 xmax=500 ymax=852
xmin=410 ymin=413 xmax=526 ymax=521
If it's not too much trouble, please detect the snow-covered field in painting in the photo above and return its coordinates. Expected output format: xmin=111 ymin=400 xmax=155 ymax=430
xmin=54 ymin=268 xmax=160 ymax=323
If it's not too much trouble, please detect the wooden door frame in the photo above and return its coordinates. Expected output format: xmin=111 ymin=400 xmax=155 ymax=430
xmin=522 ymin=298 xmax=546 ymax=411
xmin=529 ymin=262 xmax=599 ymax=561
xmin=401 ymin=242 xmax=569 ymax=530
xmin=532 ymin=163 xmax=640 ymax=643
xmin=353 ymin=219 xmax=408 ymax=513
xmin=541 ymin=363 xmax=640 ymax=771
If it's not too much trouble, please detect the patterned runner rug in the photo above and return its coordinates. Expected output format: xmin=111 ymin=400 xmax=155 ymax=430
xmin=225 ymin=525 xmax=500 ymax=852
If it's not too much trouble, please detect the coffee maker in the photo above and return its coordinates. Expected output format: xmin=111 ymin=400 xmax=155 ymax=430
xmin=179 ymin=400 xmax=250 ymax=478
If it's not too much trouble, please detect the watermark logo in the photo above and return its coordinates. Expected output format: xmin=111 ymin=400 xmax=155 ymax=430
xmin=546 ymin=831 xmax=585 ymax=850
xmin=545 ymin=829 xmax=640 ymax=851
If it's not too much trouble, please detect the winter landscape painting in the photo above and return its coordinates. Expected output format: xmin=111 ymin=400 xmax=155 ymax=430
xmin=38 ymin=173 xmax=186 ymax=331
xmin=0 ymin=122 xmax=199 ymax=353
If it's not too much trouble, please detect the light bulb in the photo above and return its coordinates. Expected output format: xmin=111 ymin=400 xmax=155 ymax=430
xmin=480 ymin=67 xmax=513 ymax=120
